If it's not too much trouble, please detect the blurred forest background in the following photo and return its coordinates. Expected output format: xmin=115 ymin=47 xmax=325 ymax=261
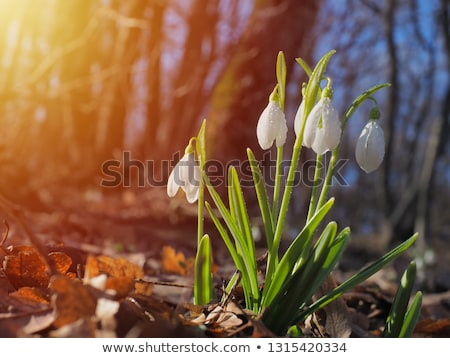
xmin=0 ymin=0 xmax=448 ymax=291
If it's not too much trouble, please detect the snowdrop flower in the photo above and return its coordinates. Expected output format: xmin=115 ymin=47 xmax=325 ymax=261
xmin=303 ymin=97 xmax=341 ymax=154
xmin=355 ymin=120 xmax=385 ymax=173
xmin=256 ymin=100 xmax=288 ymax=150
xmin=167 ymin=150 xmax=200 ymax=203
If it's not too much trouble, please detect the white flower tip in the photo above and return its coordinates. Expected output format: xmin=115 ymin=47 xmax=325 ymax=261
xmin=185 ymin=188 xmax=199 ymax=203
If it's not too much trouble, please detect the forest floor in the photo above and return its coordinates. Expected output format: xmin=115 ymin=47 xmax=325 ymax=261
xmin=0 ymin=184 xmax=449 ymax=338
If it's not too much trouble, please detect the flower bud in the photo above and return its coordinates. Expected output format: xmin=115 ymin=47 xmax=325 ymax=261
xmin=355 ymin=120 xmax=385 ymax=173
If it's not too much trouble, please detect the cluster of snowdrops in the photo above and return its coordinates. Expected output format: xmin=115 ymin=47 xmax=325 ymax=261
xmin=166 ymin=50 xmax=421 ymax=337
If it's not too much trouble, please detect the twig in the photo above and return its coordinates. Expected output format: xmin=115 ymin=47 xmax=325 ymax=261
xmin=1 ymin=220 xmax=9 ymax=246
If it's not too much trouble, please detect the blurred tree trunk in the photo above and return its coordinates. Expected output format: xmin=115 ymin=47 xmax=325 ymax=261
xmin=95 ymin=1 xmax=143 ymax=161
xmin=160 ymin=0 xmax=222 ymax=158
xmin=143 ymin=2 xmax=166 ymax=158
xmin=206 ymin=0 xmax=321 ymax=165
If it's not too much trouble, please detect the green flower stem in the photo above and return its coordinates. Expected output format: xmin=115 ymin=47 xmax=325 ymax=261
xmin=306 ymin=154 xmax=324 ymax=222
xmin=272 ymin=146 xmax=283 ymax=219
xmin=272 ymin=51 xmax=287 ymax=220
xmin=197 ymin=180 xmax=204 ymax=246
xmin=342 ymin=83 xmax=390 ymax=129
xmin=316 ymin=148 xmax=338 ymax=211
xmin=194 ymin=119 xmax=211 ymax=305
xmin=195 ymin=119 xmax=207 ymax=245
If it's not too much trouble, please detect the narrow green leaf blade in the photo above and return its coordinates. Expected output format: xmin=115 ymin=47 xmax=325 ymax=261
xmin=205 ymin=202 xmax=253 ymax=306
xmin=299 ymin=233 xmax=418 ymax=320
xmin=194 ymin=234 xmax=212 ymax=305
xmin=399 ymin=291 xmax=422 ymax=338
xmin=261 ymin=198 xmax=334 ymax=307
xmin=229 ymin=166 xmax=255 ymax=263
xmin=383 ymin=261 xmax=418 ymax=337
xmin=247 ymin=148 xmax=274 ymax=251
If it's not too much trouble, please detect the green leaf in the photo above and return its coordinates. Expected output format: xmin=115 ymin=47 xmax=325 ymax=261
xmin=298 ymin=233 xmax=418 ymax=320
xmin=247 ymin=148 xmax=274 ymax=251
xmin=203 ymin=173 xmax=259 ymax=311
xmin=383 ymin=261 xmax=418 ymax=337
xmin=296 ymin=226 xmax=350 ymax=310
xmin=203 ymin=173 xmax=245 ymax=250
xmin=228 ymin=166 xmax=255 ymax=263
xmin=205 ymin=202 xmax=253 ymax=306
xmin=399 ymin=291 xmax=422 ymax=338
xmin=301 ymin=49 xmax=336 ymax=130
xmin=195 ymin=119 xmax=207 ymax=166
xmin=276 ymin=51 xmax=287 ymax=110
xmin=263 ymin=223 xmax=350 ymax=335
xmin=295 ymin=57 xmax=312 ymax=77
xmin=194 ymin=234 xmax=212 ymax=305
xmin=261 ymin=198 xmax=334 ymax=307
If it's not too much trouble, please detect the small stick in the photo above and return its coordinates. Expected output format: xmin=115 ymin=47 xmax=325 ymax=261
xmin=1 ymin=220 xmax=9 ymax=246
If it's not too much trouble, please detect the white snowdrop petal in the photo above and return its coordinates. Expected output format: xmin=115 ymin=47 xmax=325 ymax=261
xmin=275 ymin=115 xmax=288 ymax=147
xmin=256 ymin=106 xmax=274 ymax=150
xmin=321 ymin=105 xmax=341 ymax=151
xmin=167 ymin=151 xmax=200 ymax=203
xmin=184 ymin=164 xmax=200 ymax=203
xmin=355 ymin=121 xmax=385 ymax=173
xmin=294 ymin=100 xmax=304 ymax=137
xmin=311 ymin=127 xmax=328 ymax=154
xmin=303 ymin=98 xmax=323 ymax=148
xmin=304 ymin=97 xmax=341 ymax=154
xmin=257 ymin=101 xmax=287 ymax=150
xmin=167 ymin=165 xmax=180 ymax=197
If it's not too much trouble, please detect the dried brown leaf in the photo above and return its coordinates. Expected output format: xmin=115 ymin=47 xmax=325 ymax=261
xmin=48 ymin=252 xmax=72 ymax=276
xmin=161 ymin=246 xmax=193 ymax=276
xmin=313 ymin=275 xmax=352 ymax=338
xmin=84 ymin=255 xmax=144 ymax=280
xmin=105 ymin=276 xmax=135 ymax=298
xmin=3 ymin=246 xmax=74 ymax=290
xmin=49 ymin=275 xmax=97 ymax=328
xmin=12 ymin=287 xmax=49 ymax=304
xmin=4 ymin=249 xmax=49 ymax=289
xmin=414 ymin=318 xmax=450 ymax=337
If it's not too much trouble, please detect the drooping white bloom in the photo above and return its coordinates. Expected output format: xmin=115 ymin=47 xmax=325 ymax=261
xmin=293 ymin=99 xmax=305 ymax=137
xmin=167 ymin=151 xmax=200 ymax=203
xmin=303 ymin=97 xmax=341 ymax=154
xmin=256 ymin=100 xmax=288 ymax=150
xmin=355 ymin=120 xmax=385 ymax=173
